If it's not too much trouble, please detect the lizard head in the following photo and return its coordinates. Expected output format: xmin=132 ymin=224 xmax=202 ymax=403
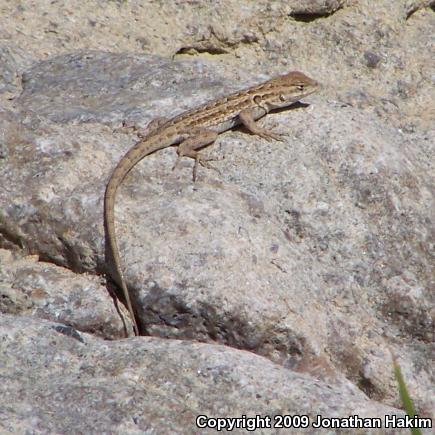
xmin=255 ymin=71 xmax=321 ymax=110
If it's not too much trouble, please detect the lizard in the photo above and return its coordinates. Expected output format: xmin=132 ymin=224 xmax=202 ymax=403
xmin=104 ymin=70 xmax=320 ymax=336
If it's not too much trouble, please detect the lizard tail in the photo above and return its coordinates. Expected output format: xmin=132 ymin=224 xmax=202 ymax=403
xmin=104 ymin=141 xmax=156 ymax=337
xmin=104 ymin=177 xmax=140 ymax=336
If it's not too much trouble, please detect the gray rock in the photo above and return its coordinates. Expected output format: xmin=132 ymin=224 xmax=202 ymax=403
xmin=16 ymin=52 xmax=261 ymax=124
xmin=0 ymin=249 xmax=133 ymax=338
xmin=0 ymin=42 xmax=33 ymax=99
xmin=0 ymin=315 xmax=407 ymax=434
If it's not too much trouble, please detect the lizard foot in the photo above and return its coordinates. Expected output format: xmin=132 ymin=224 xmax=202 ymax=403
xmin=256 ymin=130 xmax=286 ymax=142
xmin=193 ymin=156 xmax=221 ymax=181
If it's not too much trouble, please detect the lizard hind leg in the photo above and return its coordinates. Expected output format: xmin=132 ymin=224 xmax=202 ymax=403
xmin=172 ymin=129 xmax=219 ymax=181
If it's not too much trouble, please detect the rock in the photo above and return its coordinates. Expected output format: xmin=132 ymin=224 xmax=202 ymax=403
xmin=0 ymin=315 xmax=408 ymax=434
xmin=0 ymin=249 xmax=132 ymax=338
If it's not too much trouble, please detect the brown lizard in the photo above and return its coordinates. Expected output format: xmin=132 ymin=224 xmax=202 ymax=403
xmin=104 ymin=71 xmax=320 ymax=336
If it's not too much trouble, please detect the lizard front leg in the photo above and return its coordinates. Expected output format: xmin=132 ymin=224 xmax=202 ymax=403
xmin=239 ymin=109 xmax=285 ymax=142
xmin=173 ymin=129 xmax=219 ymax=181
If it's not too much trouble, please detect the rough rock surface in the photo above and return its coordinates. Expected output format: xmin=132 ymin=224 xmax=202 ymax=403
xmin=0 ymin=249 xmax=133 ymax=338
xmin=0 ymin=0 xmax=433 ymax=433
xmin=1 ymin=316 xmax=408 ymax=434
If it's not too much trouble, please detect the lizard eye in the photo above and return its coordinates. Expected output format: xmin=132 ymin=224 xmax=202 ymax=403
xmin=297 ymin=85 xmax=305 ymax=91
xmin=279 ymin=94 xmax=286 ymax=101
